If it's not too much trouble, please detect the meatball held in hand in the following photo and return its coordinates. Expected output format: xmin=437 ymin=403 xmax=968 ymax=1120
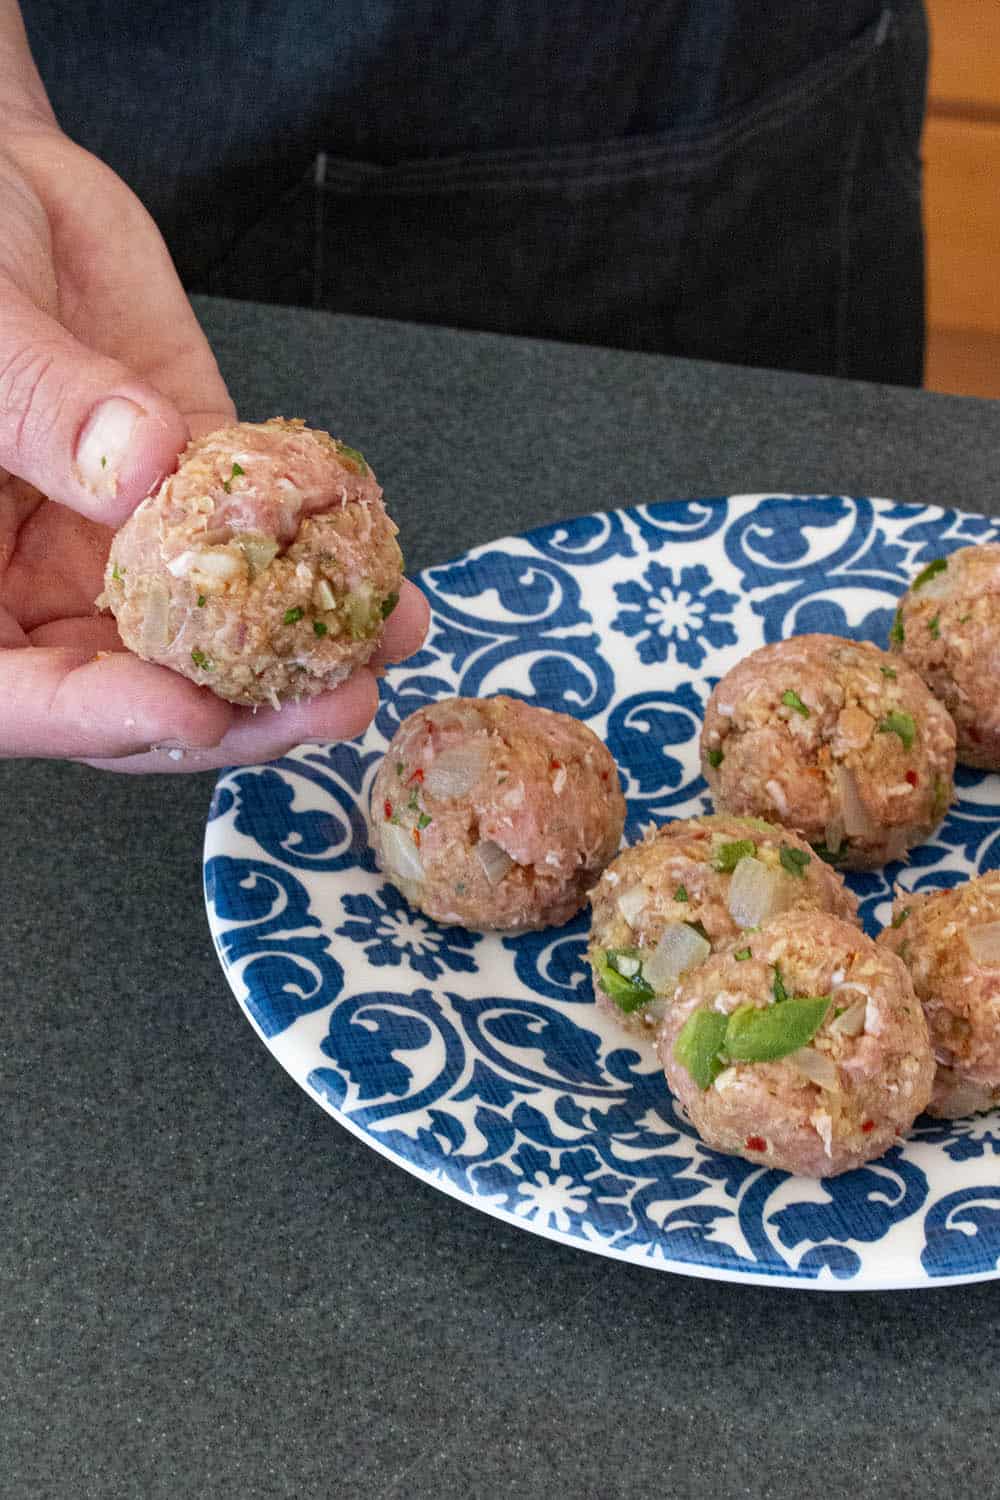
xmin=371 ymin=696 xmax=626 ymax=931
xmin=890 ymin=544 xmax=1000 ymax=770
xmin=588 ymin=814 xmax=858 ymax=1035
xmin=660 ymin=910 xmax=934 ymax=1178
xmin=879 ymin=874 xmax=1000 ymax=1118
xmin=100 ymin=418 xmax=403 ymax=706
xmin=701 ymin=634 xmax=956 ymax=870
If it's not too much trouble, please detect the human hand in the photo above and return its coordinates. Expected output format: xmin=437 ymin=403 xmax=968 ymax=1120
xmin=0 ymin=116 xmax=428 ymax=771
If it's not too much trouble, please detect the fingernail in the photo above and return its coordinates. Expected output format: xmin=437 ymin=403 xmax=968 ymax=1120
xmin=76 ymin=397 xmax=144 ymax=495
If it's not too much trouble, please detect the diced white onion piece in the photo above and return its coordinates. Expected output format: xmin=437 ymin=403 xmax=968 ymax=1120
xmin=643 ymin=923 xmax=711 ymax=994
xmin=727 ymin=857 xmax=793 ymax=929
xmin=835 ymin=763 xmax=877 ymax=839
xmin=616 ymin=884 xmax=648 ymax=925
xmin=790 ymin=1046 xmax=840 ymax=1091
xmin=313 ymin=578 xmax=337 ymax=611
xmin=166 ymin=550 xmax=196 ymax=578
xmin=141 ymin=579 xmax=171 ymax=652
xmin=830 ymin=998 xmax=867 ymax=1037
xmin=239 ymin=535 xmax=279 ymax=578
xmin=193 ymin=549 xmax=242 ymax=580
xmin=968 ymin=921 xmax=1000 ymax=965
xmin=475 ymin=839 xmax=514 ymax=885
xmin=424 ymin=744 xmax=489 ymax=798
xmin=380 ymin=821 xmax=425 ymax=883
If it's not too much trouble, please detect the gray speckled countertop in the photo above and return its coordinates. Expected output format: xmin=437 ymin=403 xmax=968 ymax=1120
xmin=5 ymin=299 xmax=1000 ymax=1500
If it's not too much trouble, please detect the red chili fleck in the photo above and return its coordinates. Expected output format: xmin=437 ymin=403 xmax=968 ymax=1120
xmin=905 ymin=770 xmax=918 ymax=787
xmin=549 ymin=758 xmax=563 ymax=772
xmin=383 ymin=800 xmax=393 ymax=819
xmin=408 ymin=767 xmax=425 ymax=785
xmin=600 ymin=770 xmax=610 ymax=782
xmin=412 ymin=828 xmax=421 ymax=847
xmin=745 ymin=1135 xmax=767 ymax=1152
xmin=861 ymin=1119 xmax=875 ymax=1134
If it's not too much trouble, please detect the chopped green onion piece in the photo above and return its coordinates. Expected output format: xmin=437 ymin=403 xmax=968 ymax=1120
xmin=417 ymin=812 xmax=432 ymax=830
xmin=111 ymin=562 xmax=123 ymax=581
xmin=706 ymin=748 xmax=724 ymax=768
xmin=313 ymin=620 xmax=328 ymax=637
xmin=929 ymin=615 xmax=940 ymax=639
xmin=779 ymin=845 xmax=811 ymax=878
xmin=890 ymin=609 xmax=905 ymax=646
xmin=734 ymin=947 xmax=752 ymax=961
xmin=593 ymin=948 xmax=654 ymax=1014
xmin=221 ymin=461 xmax=245 ymax=494
xmin=724 ymin=995 xmax=831 ymax=1063
xmin=912 ymin=556 xmax=947 ymax=590
xmin=772 ymin=964 xmax=788 ymax=1004
xmin=673 ymin=1009 xmax=730 ymax=1090
xmin=100 ymin=454 xmax=107 ymax=469
xmin=891 ymin=907 xmax=911 ymax=929
xmin=190 ymin=648 xmax=212 ymax=671
xmin=284 ymin=606 xmax=304 ymax=625
xmin=336 ymin=441 xmax=369 ymax=475
xmin=674 ymin=884 xmax=689 ymax=903
xmin=781 ymin=690 xmax=810 ymax=718
xmin=880 ymin=665 xmax=897 ymax=679
xmin=933 ymin=775 xmax=951 ymax=817
xmin=231 ymin=461 xmax=245 ymax=478
xmin=878 ymin=710 xmax=916 ymax=751
xmin=712 ymin=839 xmax=757 ymax=873
xmin=396 ymin=762 xmax=405 ymax=777
xmin=380 ymin=591 xmax=400 ymax=619
xmin=197 ymin=594 xmax=206 ymax=608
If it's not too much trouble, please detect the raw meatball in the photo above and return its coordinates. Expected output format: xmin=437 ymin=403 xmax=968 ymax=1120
xmin=100 ymin=417 xmax=403 ymax=706
xmin=371 ymin=696 xmax=625 ymax=931
xmin=588 ymin=814 xmax=858 ymax=1035
xmin=660 ymin=910 xmax=934 ymax=1178
xmin=878 ymin=874 xmax=1000 ymax=1118
xmin=890 ymin=544 xmax=1000 ymax=769
xmin=701 ymin=634 xmax=956 ymax=870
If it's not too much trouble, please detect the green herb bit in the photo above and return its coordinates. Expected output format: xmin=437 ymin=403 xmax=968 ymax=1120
xmin=706 ymin=748 xmax=724 ymax=768
xmin=772 ymin=964 xmax=789 ymax=1004
xmin=593 ymin=948 xmax=654 ymax=1014
xmin=834 ymin=1006 xmax=846 ymax=1018
xmin=197 ymin=594 xmax=206 ymax=608
xmin=674 ymin=885 xmax=689 ymax=903
xmin=781 ymin=689 xmax=810 ymax=718
xmin=912 ymin=556 xmax=947 ymax=591
xmin=417 ymin=812 xmax=432 ymax=830
xmin=673 ymin=1009 xmax=730 ymax=1090
xmin=313 ymin=620 xmax=328 ymax=637
xmin=396 ymin=762 xmax=405 ymax=777
xmin=407 ymin=790 xmax=421 ymax=813
xmin=190 ymin=648 xmax=213 ymax=671
xmin=811 ymin=842 xmax=844 ymax=866
xmin=724 ymin=995 xmax=831 ymax=1063
xmin=283 ymin=606 xmax=304 ymax=625
xmin=712 ymin=839 xmax=757 ymax=873
xmin=100 ymin=454 xmax=107 ymax=469
xmin=336 ymin=441 xmax=369 ymax=475
xmin=734 ymin=948 xmax=752 ymax=961
xmin=111 ymin=562 xmax=124 ymax=582
xmin=880 ymin=666 xmax=897 ymax=679
xmin=891 ymin=907 xmax=911 ymax=929
xmin=221 ymin=461 xmax=245 ymax=494
xmin=929 ymin=615 xmax=940 ymax=639
xmin=779 ymin=845 xmax=811 ymax=878
xmin=878 ymin=710 xmax=916 ymax=751
xmin=380 ymin=591 xmax=400 ymax=620
xmin=890 ymin=609 xmax=905 ymax=647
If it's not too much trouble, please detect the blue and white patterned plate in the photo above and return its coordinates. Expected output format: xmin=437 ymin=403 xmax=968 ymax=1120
xmin=204 ymin=495 xmax=1000 ymax=1289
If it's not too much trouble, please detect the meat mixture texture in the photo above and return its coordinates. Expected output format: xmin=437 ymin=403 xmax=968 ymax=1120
xmin=659 ymin=910 xmax=934 ymax=1177
xmin=371 ymin=696 xmax=626 ymax=931
xmin=701 ymin=634 xmax=956 ymax=869
xmin=890 ymin=544 xmax=1000 ymax=770
xmin=100 ymin=418 xmax=403 ymax=706
xmin=588 ymin=814 xmax=858 ymax=1035
xmin=879 ymin=873 xmax=1000 ymax=1118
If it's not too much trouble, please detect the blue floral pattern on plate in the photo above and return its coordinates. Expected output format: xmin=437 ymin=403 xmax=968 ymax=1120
xmin=204 ymin=495 xmax=1000 ymax=1289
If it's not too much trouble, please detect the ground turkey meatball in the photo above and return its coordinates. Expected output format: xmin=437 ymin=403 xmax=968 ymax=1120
xmin=371 ymin=696 xmax=625 ymax=931
xmin=660 ymin=910 xmax=934 ymax=1177
xmin=587 ymin=815 xmax=858 ymax=1035
xmin=701 ymin=634 xmax=956 ymax=870
xmin=99 ymin=417 xmax=403 ymax=706
xmin=891 ymin=544 xmax=1000 ymax=770
xmin=878 ymin=874 xmax=1000 ymax=1118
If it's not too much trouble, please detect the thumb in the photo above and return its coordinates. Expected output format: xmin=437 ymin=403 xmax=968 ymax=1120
xmin=0 ymin=280 xmax=191 ymax=524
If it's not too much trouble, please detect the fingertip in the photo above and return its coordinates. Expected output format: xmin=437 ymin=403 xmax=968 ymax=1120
xmin=373 ymin=579 xmax=430 ymax=665
xmin=74 ymin=393 xmax=190 ymax=525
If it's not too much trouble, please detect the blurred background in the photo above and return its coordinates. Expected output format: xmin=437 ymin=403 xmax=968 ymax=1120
xmin=924 ymin=0 xmax=1000 ymax=396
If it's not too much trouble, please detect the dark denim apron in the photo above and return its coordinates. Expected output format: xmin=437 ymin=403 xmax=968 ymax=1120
xmin=23 ymin=1 xmax=927 ymax=382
